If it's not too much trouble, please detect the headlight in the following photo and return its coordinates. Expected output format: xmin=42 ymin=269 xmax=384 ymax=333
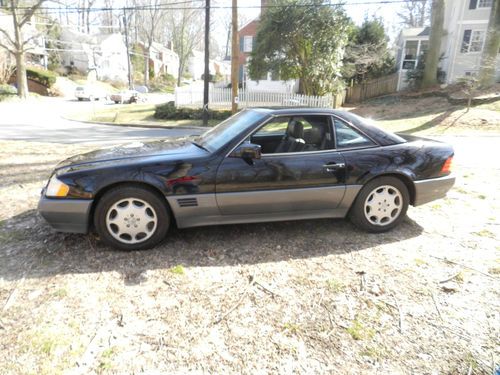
xmin=45 ymin=175 xmax=70 ymax=197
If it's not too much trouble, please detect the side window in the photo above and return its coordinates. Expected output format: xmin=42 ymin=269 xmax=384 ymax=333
xmin=251 ymin=115 xmax=333 ymax=154
xmin=254 ymin=117 xmax=289 ymax=136
xmin=334 ymin=118 xmax=375 ymax=149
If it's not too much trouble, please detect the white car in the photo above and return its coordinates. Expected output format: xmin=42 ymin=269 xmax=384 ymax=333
xmin=75 ymin=86 xmax=108 ymax=101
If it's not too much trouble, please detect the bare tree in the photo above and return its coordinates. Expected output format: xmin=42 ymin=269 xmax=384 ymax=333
xmin=422 ymin=0 xmax=445 ymax=88
xmin=0 ymin=48 xmax=15 ymax=83
xmin=0 ymin=0 xmax=47 ymax=98
xmin=167 ymin=4 xmax=204 ymax=86
xmin=478 ymin=0 xmax=500 ymax=88
xmin=135 ymin=0 xmax=166 ymax=87
xmin=397 ymin=0 xmax=431 ymax=27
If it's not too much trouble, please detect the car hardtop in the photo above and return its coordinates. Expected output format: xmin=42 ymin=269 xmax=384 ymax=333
xmin=247 ymin=107 xmax=406 ymax=147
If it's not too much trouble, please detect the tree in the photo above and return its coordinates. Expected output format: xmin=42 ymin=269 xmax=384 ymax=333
xmin=478 ymin=0 xmax=500 ymax=88
xmin=0 ymin=0 xmax=47 ymax=98
xmin=248 ymin=0 xmax=351 ymax=95
xmin=167 ymin=3 xmax=204 ymax=86
xmin=422 ymin=0 xmax=445 ymax=88
xmin=135 ymin=0 xmax=166 ymax=87
xmin=343 ymin=18 xmax=395 ymax=84
xmin=397 ymin=0 xmax=431 ymax=27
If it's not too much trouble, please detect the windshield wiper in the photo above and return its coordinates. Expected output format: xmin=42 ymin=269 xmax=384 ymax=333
xmin=191 ymin=141 xmax=209 ymax=152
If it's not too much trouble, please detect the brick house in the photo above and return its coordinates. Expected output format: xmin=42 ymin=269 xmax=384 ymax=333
xmin=237 ymin=0 xmax=298 ymax=92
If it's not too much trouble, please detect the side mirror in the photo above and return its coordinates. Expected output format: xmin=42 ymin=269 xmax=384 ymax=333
xmin=230 ymin=143 xmax=262 ymax=163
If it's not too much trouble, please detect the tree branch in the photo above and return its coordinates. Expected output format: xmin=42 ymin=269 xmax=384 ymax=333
xmin=0 ymin=28 xmax=16 ymax=48
xmin=0 ymin=40 xmax=16 ymax=55
xmin=19 ymin=0 xmax=47 ymax=28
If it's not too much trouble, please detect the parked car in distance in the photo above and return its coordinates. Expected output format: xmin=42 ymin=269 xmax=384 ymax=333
xmin=110 ymin=90 xmax=141 ymax=104
xmin=39 ymin=108 xmax=455 ymax=250
xmin=75 ymin=85 xmax=108 ymax=101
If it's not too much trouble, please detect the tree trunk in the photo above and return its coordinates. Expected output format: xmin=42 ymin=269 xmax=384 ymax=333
xmin=144 ymin=53 xmax=150 ymax=87
xmin=15 ymin=52 xmax=28 ymax=99
xmin=422 ymin=0 xmax=445 ymax=88
xmin=478 ymin=0 xmax=500 ymax=88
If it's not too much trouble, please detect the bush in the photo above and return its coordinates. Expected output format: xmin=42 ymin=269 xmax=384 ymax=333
xmin=154 ymin=101 xmax=232 ymax=121
xmin=26 ymin=67 xmax=57 ymax=87
xmin=0 ymin=84 xmax=17 ymax=95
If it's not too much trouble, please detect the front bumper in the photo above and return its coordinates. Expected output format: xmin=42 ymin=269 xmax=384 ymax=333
xmin=38 ymin=195 xmax=93 ymax=234
xmin=413 ymin=175 xmax=455 ymax=206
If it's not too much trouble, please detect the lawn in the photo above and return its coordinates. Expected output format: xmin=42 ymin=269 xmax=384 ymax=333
xmin=73 ymin=95 xmax=500 ymax=136
xmin=70 ymin=103 xmax=219 ymax=127
xmin=349 ymin=96 xmax=500 ymax=135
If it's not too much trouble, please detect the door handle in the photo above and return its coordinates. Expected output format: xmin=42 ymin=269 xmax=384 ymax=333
xmin=323 ymin=163 xmax=345 ymax=172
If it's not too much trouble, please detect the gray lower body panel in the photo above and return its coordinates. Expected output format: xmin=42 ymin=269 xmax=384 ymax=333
xmin=38 ymin=196 xmax=93 ymax=233
xmin=167 ymin=185 xmax=362 ymax=229
xmin=413 ymin=175 xmax=455 ymax=206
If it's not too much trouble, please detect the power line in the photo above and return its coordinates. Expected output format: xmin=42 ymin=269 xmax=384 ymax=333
xmin=3 ymin=0 xmax=428 ymax=14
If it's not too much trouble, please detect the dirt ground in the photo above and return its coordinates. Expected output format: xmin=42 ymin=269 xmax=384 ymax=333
xmin=0 ymin=134 xmax=499 ymax=374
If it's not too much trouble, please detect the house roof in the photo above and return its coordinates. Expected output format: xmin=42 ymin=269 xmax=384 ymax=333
xmin=401 ymin=26 xmax=431 ymax=38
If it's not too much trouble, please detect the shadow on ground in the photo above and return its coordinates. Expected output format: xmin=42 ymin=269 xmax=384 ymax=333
xmin=0 ymin=209 xmax=423 ymax=284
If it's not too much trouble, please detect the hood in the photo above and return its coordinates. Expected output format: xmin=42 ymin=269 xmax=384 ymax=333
xmin=56 ymin=137 xmax=206 ymax=170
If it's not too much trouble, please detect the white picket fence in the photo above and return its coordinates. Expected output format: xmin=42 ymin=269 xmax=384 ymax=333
xmin=174 ymin=86 xmax=334 ymax=109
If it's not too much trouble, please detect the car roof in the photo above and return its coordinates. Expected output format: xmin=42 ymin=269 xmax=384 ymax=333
xmin=248 ymin=107 xmax=406 ymax=146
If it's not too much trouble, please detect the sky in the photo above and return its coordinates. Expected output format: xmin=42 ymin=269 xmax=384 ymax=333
xmin=212 ymin=0 xmax=405 ymax=46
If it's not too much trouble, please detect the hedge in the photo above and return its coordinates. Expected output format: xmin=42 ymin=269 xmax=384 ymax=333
xmin=26 ymin=67 xmax=57 ymax=87
xmin=154 ymin=101 xmax=232 ymax=121
xmin=0 ymin=84 xmax=17 ymax=95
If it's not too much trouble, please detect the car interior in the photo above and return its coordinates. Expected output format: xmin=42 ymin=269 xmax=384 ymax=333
xmin=250 ymin=115 xmax=334 ymax=154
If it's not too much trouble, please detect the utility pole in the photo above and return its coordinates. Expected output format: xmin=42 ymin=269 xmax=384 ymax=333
xmin=231 ymin=0 xmax=239 ymax=114
xmin=202 ymin=0 xmax=211 ymax=126
xmin=123 ymin=9 xmax=133 ymax=90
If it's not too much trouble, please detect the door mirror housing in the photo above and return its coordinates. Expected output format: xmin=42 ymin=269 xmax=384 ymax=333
xmin=230 ymin=143 xmax=262 ymax=162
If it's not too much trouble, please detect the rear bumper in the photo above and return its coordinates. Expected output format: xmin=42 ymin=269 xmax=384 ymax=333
xmin=38 ymin=196 xmax=93 ymax=234
xmin=413 ymin=175 xmax=455 ymax=206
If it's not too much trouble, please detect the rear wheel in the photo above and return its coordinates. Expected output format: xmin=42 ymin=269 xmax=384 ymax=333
xmin=94 ymin=186 xmax=170 ymax=250
xmin=349 ymin=176 xmax=409 ymax=232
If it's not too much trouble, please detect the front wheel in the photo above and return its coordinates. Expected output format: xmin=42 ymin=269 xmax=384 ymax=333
xmin=94 ymin=186 xmax=170 ymax=250
xmin=348 ymin=176 xmax=409 ymax=233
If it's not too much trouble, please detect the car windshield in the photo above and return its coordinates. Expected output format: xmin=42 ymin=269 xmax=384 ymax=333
xmin=196 ymin=110 xmax=267 ymax=152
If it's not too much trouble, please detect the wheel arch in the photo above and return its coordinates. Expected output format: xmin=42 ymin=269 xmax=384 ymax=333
xmin=363 ymin=173 xmax=416 ymax=206
xmin=89 ymin=181 xmax=176 ymax=230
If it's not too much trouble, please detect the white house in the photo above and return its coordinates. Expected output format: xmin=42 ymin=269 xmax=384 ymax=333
xmin=0 ymin=10 xmax=47 ymax=69
xmin=59 ymin=29 xmax=128 ymax=83
xmin=142 ymin=41 xmax=179 ymax=79
xmin=396 ymin=0 xmax=500 ymax=90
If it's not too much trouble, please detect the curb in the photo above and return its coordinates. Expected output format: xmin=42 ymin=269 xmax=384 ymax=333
xmin=61 ymin=116 xmax=207 ymax=131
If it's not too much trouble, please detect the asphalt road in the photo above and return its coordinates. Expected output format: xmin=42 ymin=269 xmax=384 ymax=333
xmin=0 ymin=97 xmax=202 ymax=145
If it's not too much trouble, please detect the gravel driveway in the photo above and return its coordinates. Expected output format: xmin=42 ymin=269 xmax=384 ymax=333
xmin=0 ymin=136 xmax=498 ymax=374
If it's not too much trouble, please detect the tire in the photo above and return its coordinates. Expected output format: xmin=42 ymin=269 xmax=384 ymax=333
xmin=77 ymin=98 xmax=83 ymax=101
xmin=94 ymin=186 xmax=170 ymax=250
xmin=348 ymin=176 xmax=409 ymax=233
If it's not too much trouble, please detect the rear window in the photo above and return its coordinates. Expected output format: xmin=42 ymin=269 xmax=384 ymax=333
xmin=334 ymin=118 xmax=375 ymax=149
xmin=338 ymin=111 xmax=406 ymax=145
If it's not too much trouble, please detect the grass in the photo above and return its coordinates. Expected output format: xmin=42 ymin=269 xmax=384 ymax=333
xmin=169 ymin=264 xmax=185 ymax=275
xmin=98 ymin=347 xmax=118 ymax=371
xmin=351 ymin=95 xmax=500 ymax=135
xmin=326 ymin=278 xmax=346 ymax=293
xmin=72 ymin=103 xmax=219 ymax=127
xmin=346 ymin=319 xmax=375 ymax=341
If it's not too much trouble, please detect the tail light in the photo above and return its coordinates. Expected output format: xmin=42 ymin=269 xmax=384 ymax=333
xmin=441 ymin=156 xmax=453 ymax=174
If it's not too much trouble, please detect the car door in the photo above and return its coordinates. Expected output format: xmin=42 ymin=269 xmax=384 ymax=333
xmin=215 ymin=114 xmax=346 ymax=215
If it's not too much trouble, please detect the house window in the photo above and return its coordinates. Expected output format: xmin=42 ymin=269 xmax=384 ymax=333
xmin=402 ymin=40 xmax=418 ymax=69
xmin=243 ymin=36 xmax=253 ymax=53
xmin=461 ymin=30 xmax=485 ymax=53
xmin=478 ymin=0 xmax=492 ymax=7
